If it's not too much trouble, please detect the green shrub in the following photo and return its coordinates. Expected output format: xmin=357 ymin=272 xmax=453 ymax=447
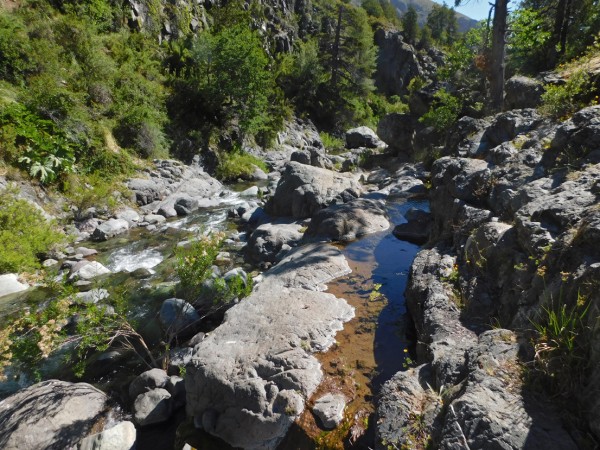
xmin=419 ymin=89 xmax=463 ymax=132
xmin=0 ymin=187 xmax=65 ymax=274
xmin=320 ymin=132 xmax=345 ymax=153
xmin=175 ymin=233 xmax=253 ymax=310
xmin=0 ymin=102 xmax=77 ymax=183
xmin=539 ymin=69 xmax=592 ymax=119
xmin=216 ymin=150 xmax=268 ymax=181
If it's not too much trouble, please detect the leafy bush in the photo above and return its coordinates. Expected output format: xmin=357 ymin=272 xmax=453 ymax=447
xmin=0 ymin=188 xmax=65 ymax=274
xmin=539 ymin=69 xmax=593 ymax=119
xmin=216 ymin=150 xmax=268 ymax=181
xmin=419 ymin=89 xmax=463 ymax=132
xmin=0 ymin=102 xmax=76 ymax=183
xmin=320 ymin=132 xmax=345 ymax=153
xmin=175 ymin=233 xmax=253 ymax=311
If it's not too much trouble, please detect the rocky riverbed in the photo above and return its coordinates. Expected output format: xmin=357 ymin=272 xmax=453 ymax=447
xmin=0 ymin=107 xmax=599 ymax=449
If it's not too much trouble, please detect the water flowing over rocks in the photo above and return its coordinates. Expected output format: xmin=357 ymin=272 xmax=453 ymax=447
xmin=0 ymin=380 xmax=114 ymax=450
xmin=185 ymin=243 xmax=353 ymax=449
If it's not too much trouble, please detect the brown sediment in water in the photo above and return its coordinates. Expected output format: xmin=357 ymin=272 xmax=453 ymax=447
xmin=279 ymin=251 xmax=403 ymax=449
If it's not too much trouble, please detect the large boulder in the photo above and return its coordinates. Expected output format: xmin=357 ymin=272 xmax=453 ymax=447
xmin=185 ymin=243 xmax=353 ymax=449
xmin=0 ymin=380 xmax=112 ymax=450
xmin=305 ymin=199 xmax=389 ymax=242
xmin=92 ymin=218 xmax=130 ymax=241
xmin=377 ymin=113 xmax=416 ymax=154
xmin=245 ymin=220 xmax=304 ymax=265
xmin=0 ymin=274 xmax=28 ymax=298
xmin=504 ymin=75 xmax=544 ymax=110
xmin=345 ymin=126 xmax=384 ymax=149
xmin=266 ymin=162 xmax=361 ymax=219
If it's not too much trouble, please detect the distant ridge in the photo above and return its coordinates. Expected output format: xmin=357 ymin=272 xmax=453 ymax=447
xmin=390 ymin=0 xmax=479 ymax=33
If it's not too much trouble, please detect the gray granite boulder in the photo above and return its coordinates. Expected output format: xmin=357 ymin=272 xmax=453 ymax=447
xmin=245 ymin=220 xmax=304 ymax=265
xmin=92 ymin=218 xmax=130 ymax=241
xmin=129 ymin=368 xmax=170 ymax=400
xmin=133 ymin=388 xmax=173 ymax=426
xmin=77 ymin=421 xmax=136 ymax=450
xmin=266 ymin=162 xmax=362 ymax=219
xmin=185 ymin=243 xmax=353 ymax=449
xmin=69 ymin=261 xmax=112 ymax=281
xmin=504 ymin=75 xmax=544 ymax=110
xmin=0 ymin=380 xmax=112 ymax=450
xmin=305 ymin=198 xmax=389 ymax=242
xmin=312 ymin=393 xmax=346 ymax=429
xmin=0 ymin=274 xmax=28 ymax=298
xmin=345 ymin=126 xmax=384 ymax=149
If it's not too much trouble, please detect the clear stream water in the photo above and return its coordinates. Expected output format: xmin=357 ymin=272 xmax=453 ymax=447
xmin=0 ymin=185 xmax=428 ymax=449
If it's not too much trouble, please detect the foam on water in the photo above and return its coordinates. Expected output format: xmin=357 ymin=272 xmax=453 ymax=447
xmin=107 ymin=247 xmax=164 ymax=273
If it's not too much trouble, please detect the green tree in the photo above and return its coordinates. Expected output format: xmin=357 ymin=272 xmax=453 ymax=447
xmin=427 ymin=2 xmax=458 ymax=45
xmin=190 ymin=24 xmax=277 ymax=138
xmin=402 ymin=5 xmax=419 ymax=46
xmin=317 ymin=1 xmax=377 ymax=129
xmin=362 ymin=0 xmax=384 ymax=18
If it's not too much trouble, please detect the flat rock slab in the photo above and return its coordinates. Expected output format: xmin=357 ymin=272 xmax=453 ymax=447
xmin=0 ymin=274 xmax=28 ymax=298
xmin=0 ymin=380 xmax=111 ymax=450
xmin=185 ymin=243 xmax=354 ymax=449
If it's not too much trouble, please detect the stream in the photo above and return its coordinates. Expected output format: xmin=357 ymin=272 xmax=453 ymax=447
xmin=0 ymin=182 xmax=427 ymax=449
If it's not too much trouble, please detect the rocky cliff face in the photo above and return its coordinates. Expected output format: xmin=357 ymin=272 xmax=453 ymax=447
xmin=126 ymin=0 xmax=314 ymax=50
xmin=377 ymin=105 xmax=600 ymax=448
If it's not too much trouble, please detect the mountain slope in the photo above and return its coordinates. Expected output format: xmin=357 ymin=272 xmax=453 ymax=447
xmin=391 ymin=0 xmax=479 ymax=32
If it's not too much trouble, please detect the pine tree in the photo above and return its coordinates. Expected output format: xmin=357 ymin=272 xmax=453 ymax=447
xmin=402 ymin=5 xmax=419 ymax=46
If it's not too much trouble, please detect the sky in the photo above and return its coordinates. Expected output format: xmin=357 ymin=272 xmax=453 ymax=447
xmin=431 ymin=0 xmax=520 ymax=21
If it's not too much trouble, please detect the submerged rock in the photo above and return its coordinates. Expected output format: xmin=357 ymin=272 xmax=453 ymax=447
xmin=312 ymin=393 xmax=346 ymax=430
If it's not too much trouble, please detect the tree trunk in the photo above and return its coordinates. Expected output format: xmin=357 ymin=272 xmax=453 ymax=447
xmin=331 ymin=5 xmax=343 ymax=89
xmin=490 ymin=0 xmax=508 ymax=111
